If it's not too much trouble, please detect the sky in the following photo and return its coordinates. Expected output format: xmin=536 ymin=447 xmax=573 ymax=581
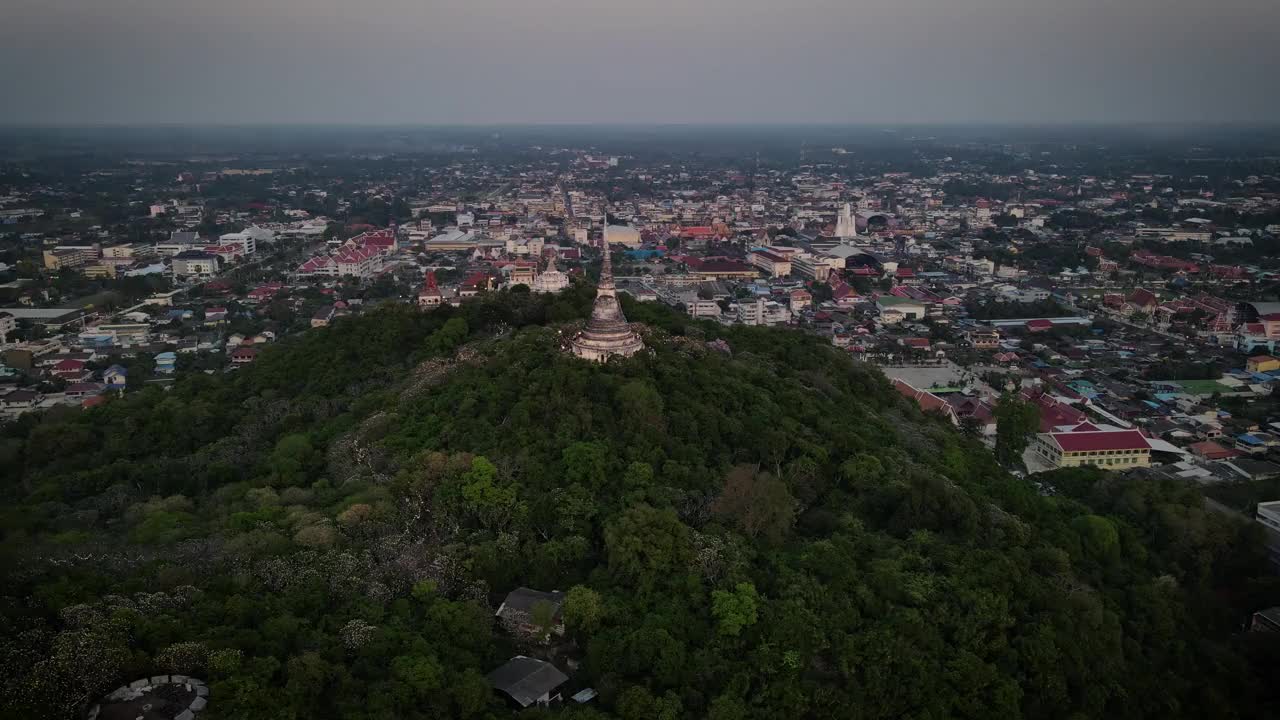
xmin=1 ymin=0 xmax=1278 ymax=125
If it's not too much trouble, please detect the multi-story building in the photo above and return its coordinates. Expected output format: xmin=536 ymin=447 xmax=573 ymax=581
xmin=81 ymin=264 xmax=118 ymax=279
xmin=0 ymin=311 xmax=15 ymax=345
xmin=296 ymin=255 xmax=338 ymax=277
xmin=685 ymin=258 xmax=759 ymax=281
xmin=1031 ymin=427 xmax=1152 ymax=471
xmin=102 ymin=244 xmax=137 ymax=259
xmin=171 ymin=251 xmax=220 ymax=279
xmin=736 ymin=298 xmax=789 ymax=326
xmin=219 ymin=231 xmax=256 ymax=256
xmin=966 ymin=329 xmax=1001 ymax=349
xmin=43 ymin=246 xmax=98 ymax=270
xmin=789 ymin=289 xmax=812 ymax=313
xmin=332 ymin=245 xmax=381 ymax=278
xmin=749 ymin=249 xmax=792 ymax=277
xmin=683 ymin=299 xmax=721 ymax=318
xmin=791 ymin=254 xmax=840 ymax=282
xmin=1135 ymin=227 xmax=1212 ymax=243
xmin=80 ymin=323 xmax=150 ymax=348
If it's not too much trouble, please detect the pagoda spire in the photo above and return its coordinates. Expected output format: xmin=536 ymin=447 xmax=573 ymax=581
xmin=567 ymin=218 xmax=644 ymax=362
xmin=599 ymin=222 xmax=615 ymax=295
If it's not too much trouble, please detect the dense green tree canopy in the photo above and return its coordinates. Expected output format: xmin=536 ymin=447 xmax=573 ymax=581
xmin=0 ymin=288 xmax=1277 ymax=719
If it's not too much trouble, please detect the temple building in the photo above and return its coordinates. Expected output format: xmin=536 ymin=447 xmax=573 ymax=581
xmin=835 ymin=202 xmax=859 ymax=239
xmin=418 ymin=271 xmax=443 ymax=307
xmin=570 ymin=229 xmax=645 ymax=362
xmin=532 ymin=254 xmax=569 ymax=294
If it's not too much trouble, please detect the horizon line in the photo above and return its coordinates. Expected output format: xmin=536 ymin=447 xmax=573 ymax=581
xmin=3 ymin=120 xmax=1280 ymax=130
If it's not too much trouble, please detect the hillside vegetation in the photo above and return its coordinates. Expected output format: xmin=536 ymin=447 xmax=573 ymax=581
xmin=1 ymin=288 xmax=1277 ymax=720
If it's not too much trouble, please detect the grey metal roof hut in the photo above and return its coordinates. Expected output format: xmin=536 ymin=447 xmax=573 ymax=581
xmin=486 ymin=656 xmax=569 ymax=708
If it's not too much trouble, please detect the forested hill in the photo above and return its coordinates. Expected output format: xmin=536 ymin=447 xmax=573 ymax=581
xmin=2 ymin=287 xmax=1278 ymax=720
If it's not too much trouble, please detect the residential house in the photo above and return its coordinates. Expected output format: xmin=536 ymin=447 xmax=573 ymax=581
xmin=495 ymin=587 xmax=566 ymax=637
xmin=311 ymin=305 xmax=336 ymax=328
xmin=486 ymin=657 xmax=569 ymax=709
xmin=0 ymin=389 xmax=42 ymax=413
xmin=1249 ymin=606 xmax=1280 ymax=632
xmin=103 ymin=364 xmax=128 ymax=389
xmin=1248 ymin=355 xmax=1280 ymax=374
xmin=1187 ymin=440 xmax=1238 ymax=461
xmin=51 ymin=358 xmax=92 ymax=382
xmin=65 ymin=382 xmax=105 ymax=399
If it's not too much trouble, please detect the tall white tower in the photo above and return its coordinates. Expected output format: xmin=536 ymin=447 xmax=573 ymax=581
xmin=835 ymin=203 xmax=858 ymax=239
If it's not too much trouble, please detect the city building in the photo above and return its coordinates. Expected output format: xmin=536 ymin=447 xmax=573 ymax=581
xmin=749 ymin=249 xmax=792 ymax=277
xmin=1031 ymin=425 xmax=1152 ymax=471
xmin=171 ymin=251 xmax=220 ymax=279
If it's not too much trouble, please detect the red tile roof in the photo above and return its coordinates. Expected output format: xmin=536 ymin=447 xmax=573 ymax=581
xmin=1128 ymin=288 xmax=1158 ymax=307
xmin=297 ymin=255 xmax=336 ymax=273
xmin=892 ymin=379 xmax=957 ymax=422
xmin=1188 ymin=440 xmax=1238 ymax=460
xmin=681 ymin=226 xmax=716 ymax=237
xmin=1047 ymin=430 xmax=1150 ymax=453
xmin=1021 ymin=389 xmax=1087 ymax=431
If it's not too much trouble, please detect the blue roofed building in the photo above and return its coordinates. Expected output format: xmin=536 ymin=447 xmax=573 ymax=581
xmin=104 ymin=364 xmax=128 ymax=389
xmin=154 ymin=352 xmax=177 ymax=375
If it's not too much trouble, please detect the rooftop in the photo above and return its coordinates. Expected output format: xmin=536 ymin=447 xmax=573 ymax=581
xmin=486 ymin=656 xmax=569 ymax=708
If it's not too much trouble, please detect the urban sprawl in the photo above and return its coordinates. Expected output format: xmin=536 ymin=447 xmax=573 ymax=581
xmin=4 ymin=133 xmax=1280 ymax=562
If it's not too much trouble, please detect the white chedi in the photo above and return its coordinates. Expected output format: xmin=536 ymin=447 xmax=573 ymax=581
xmin=533 ymin=254 xmax=569 ymax=294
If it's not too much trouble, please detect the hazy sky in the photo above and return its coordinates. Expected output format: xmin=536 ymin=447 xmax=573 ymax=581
xmin=2 ymin=0 xmax=1277 ymax=125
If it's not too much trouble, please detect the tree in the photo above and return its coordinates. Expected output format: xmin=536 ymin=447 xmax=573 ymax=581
xmin=390 ymin=653 xmax=445 ymax=702
xmin=460 ymin=456 xmax=522 ymax=530
xmin=710 ymin=465 xmax=796 ymax=542
xmin=994 ymin=394 xmax=1039 ymax=466
xmin=1073 ymin=514 xmax=1120 ymax=564
xmin=562 ymin=585 xmax=603 ymax=635
xmin=269 ymin=434 xmax=317 ymax=487
xmin=530 ymin=600 xmax=557 ymax=641
xmin=604 ymin=505 xmax=692 ymax=590
xmin=562 ymin=441 xmax=608 ymax=490
xmin=711 ymin=582 xmax=759 ymax=637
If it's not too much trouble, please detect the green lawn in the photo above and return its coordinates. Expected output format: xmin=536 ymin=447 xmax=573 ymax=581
xmin=1174 ymin=379 xmax=1234 ymax=396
